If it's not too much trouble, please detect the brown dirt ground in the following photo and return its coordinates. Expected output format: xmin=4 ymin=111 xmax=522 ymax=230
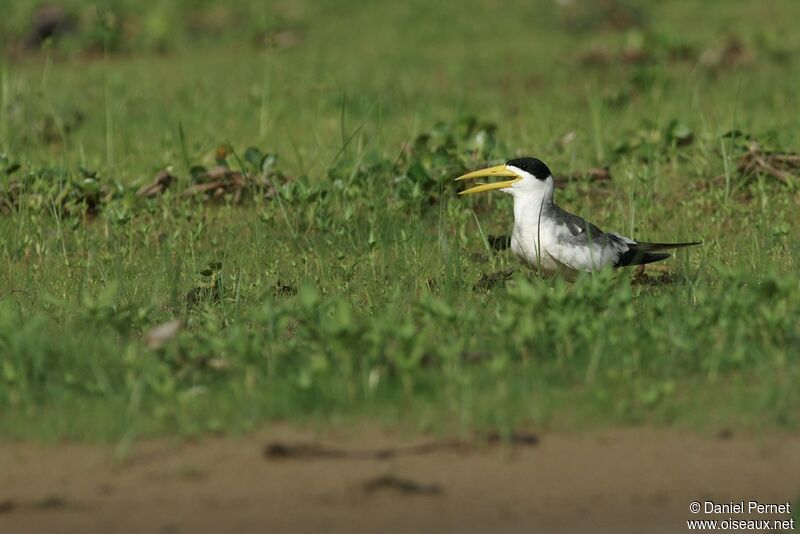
xmin=1 ymin=426 xmax=798 ymax=533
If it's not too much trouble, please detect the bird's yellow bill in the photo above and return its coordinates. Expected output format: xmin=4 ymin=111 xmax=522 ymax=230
xmin=454 ymin=164 xmax=521 ymax=195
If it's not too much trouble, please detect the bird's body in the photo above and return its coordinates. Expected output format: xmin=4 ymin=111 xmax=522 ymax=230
xmin=509 ymin=185 xmax=618 ymax=276
xmin=455 ymin=157 xmax=700 ymax=276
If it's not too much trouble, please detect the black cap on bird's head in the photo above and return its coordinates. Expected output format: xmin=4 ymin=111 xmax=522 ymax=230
xmin=505 ymin=157 xmax=551 ymax=180
xmin=454 ymin=157 xmax=552 ymax=195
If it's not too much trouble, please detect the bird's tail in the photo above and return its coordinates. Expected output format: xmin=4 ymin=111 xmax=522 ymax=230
xmin=634 ymin=241 xmax=702 ymax=252
xmin=615 ymin=241 xmax=701 ymax=267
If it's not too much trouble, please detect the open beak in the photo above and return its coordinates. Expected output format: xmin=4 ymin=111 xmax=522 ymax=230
xmin=454 ymin=164 xmax=521 ymax=195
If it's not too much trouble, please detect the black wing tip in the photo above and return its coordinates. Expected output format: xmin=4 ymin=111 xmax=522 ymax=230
xmin=635 ymin=241 xmax=702 ymax=252
xmin=614 ymin=239 xmax=701 ymax=268
xmin=614 ymin=250 xmax=671 ymax=268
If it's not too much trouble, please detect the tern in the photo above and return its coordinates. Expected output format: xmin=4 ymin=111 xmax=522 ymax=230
xmin=456 ymin=157 xmax=700 ymax=277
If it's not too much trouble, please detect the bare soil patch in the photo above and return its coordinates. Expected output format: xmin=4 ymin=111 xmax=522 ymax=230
xmin=1 ymin=426 xmax=798 ymax=533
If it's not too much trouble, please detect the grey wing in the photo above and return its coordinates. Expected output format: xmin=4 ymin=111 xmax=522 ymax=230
xmin=549 ymin=204 xmax=629 ymax=248
xmin=547 ymin=204 xmax=633 ymax=269
xmin=548 ymin=205 xmax=696 ymax=269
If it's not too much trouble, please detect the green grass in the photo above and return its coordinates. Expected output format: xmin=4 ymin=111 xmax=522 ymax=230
xmin=0 ymin=0 xmax=798 ymax=441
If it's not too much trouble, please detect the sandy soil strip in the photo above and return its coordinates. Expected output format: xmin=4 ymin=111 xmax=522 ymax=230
xmin=1 ymin=426 xmax=798 ymax=533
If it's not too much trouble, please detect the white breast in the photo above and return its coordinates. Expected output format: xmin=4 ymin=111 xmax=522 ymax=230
xmin=511 ymin=219 xmax=578 ymax=276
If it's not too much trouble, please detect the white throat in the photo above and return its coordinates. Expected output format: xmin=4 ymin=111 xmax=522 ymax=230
xmin=508 ymin=175 xmax=554 ymax=229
